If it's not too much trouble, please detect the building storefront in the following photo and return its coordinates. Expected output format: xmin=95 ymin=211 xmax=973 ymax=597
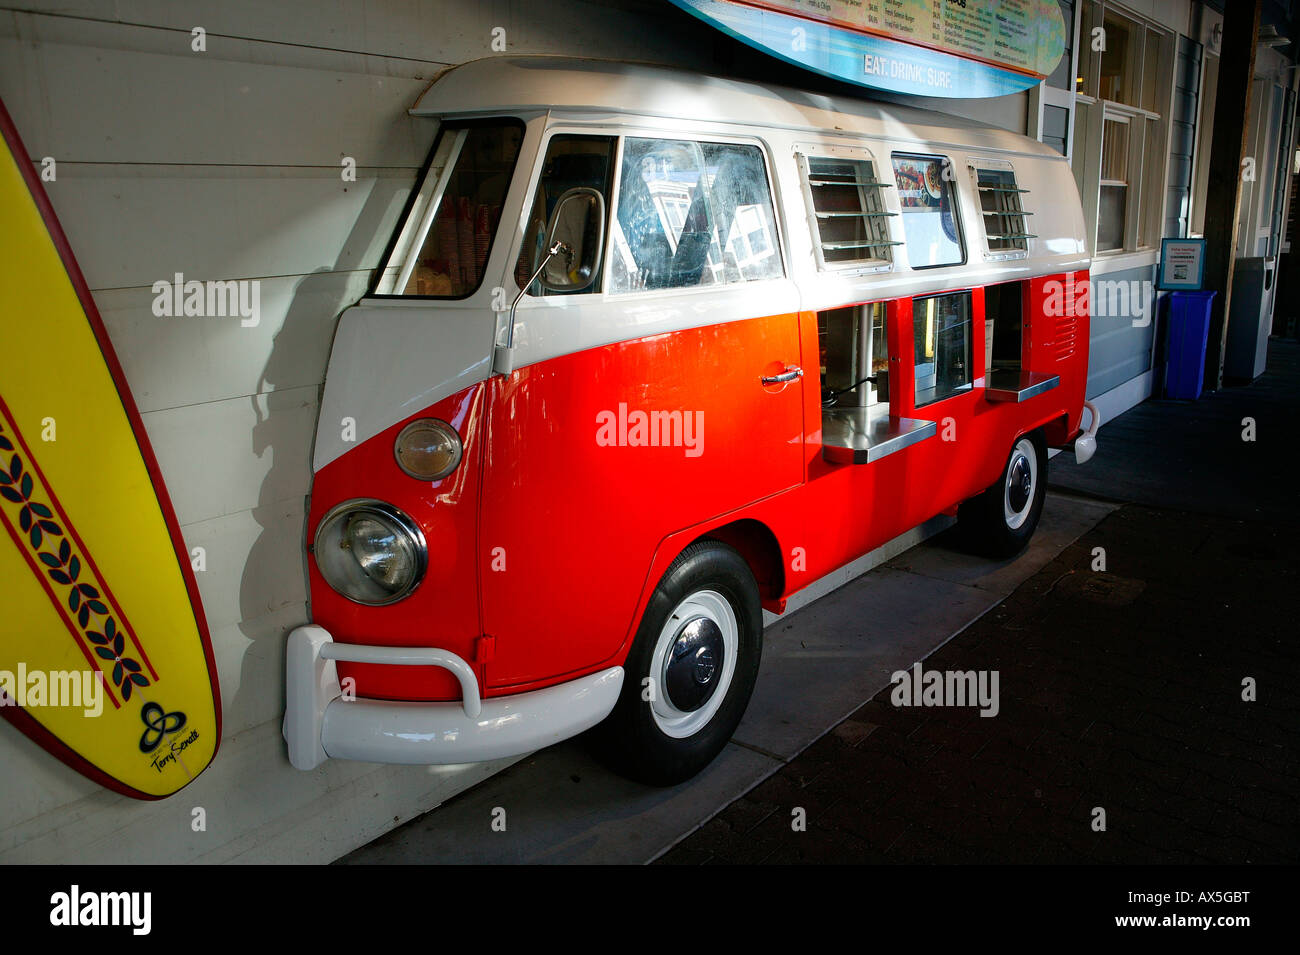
xmin=888 ymin=0 xmax=1297 ymax=416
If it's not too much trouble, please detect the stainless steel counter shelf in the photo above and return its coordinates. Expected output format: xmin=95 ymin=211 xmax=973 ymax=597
xmin=822 ymin=407 xmax=937 ymax=465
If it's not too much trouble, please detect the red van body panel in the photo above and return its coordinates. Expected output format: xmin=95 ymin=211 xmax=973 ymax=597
xmin=478 ymin=310 xmax=804 ymax=690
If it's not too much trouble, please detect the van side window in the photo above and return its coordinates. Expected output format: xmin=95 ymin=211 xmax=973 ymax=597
xmin=800 ymin=155 xmax=898 ymax=270
xmin=375 ymin=121 xmax=524 ymax=297
xmin=610 ymin=139 xmax=782 ymax=293
xmin=516 ymin=135 xmax=616 ymax=294
xmin=891 ymin=153 xmax=965 ymax=268
xmin=913 ymin=291 xmax=973 ymax=406
xmin=972 ymin=161 xmax=1036 ymax=257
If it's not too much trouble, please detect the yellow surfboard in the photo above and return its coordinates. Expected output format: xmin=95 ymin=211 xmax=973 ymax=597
xmin=0 ymin=98 xmax=220 ymax=798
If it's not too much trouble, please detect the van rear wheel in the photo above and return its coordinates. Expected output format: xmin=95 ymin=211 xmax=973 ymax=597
xmin=958 ymin=430 xmax=1047 ymax=558
xmin=592 ymin=540 xmax=762 ymax=786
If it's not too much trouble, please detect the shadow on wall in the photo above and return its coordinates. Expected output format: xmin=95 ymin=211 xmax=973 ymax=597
xmin=233 ymin=160 xmax=428 ymax=758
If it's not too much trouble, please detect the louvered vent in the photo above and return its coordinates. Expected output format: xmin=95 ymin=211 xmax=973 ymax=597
xmin=976 ymin=167 xmax=1036 ymax=259
xmin=800 ymin=154 xmax=900 ymax=271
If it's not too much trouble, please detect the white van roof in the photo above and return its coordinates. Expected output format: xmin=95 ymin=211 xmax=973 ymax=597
xmin=411 ymin=56 xmax=1062 ymax=161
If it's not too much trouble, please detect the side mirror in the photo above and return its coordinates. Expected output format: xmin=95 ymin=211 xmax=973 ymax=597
xmin=541 ymin=187 xmax=606 ymax=292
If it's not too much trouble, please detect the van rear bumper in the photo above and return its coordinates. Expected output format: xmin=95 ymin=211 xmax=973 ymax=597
xmin=283 ymin=624 xmax=623 ymax=770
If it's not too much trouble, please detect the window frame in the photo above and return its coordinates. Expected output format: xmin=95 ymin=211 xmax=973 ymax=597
xmin=602 ymin=130 xmax=789 ymax=298
xmin=968 ymin=157 xmax=1035 ymax=261
xmin=911 ymin=289 xmax=975 ymax=408
xmin=1097 ymin=109 xmax=1134 ymax=253
xmin=890 ymin=151 xmax=968 ymax=271
xmin=1074 ymin=1 xmax=1176 ymax=258
xmin=795 ymin=142 xmax=900 ymax=275
xmin=513 ymin=130 xmax=619 ymax=297
xmin=370 ymin=117 xmax=527 ymax=300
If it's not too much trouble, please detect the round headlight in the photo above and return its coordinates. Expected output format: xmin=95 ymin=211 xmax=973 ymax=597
xmin=312 ymin=499 xmax=427 ymax=605
xmin=394 ymin=418 xmax=462 ymax=481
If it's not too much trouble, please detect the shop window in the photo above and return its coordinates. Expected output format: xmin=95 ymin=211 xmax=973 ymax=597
xmin=1076 ymin=2 xmax=1174 ymax=255
xmin=914 ymin=292 xmax=972 ymax=406
xmin=1042 ymin=104 xmax=1070 ymax=157
xmin=1098 ymin=116 xmax=1129 ymax=252
xmin=891 ymin=153 xmax=964 ymax=268
xmin=609 ymin=138 xmax=783 ymax=293
xmin=1141 ymin=29 xmax=1163 ymax=113
xmin=1098 ymin=12 xmax=1133 ymax=105
xmin=799 ymin=153 xmax=898 ymax=270
xmin=515 ymin=135 xmax=615 ymax=294
xmin=375 ymin=121 xmax=524 ymax=297
xmin=984 ymin=282 xmax=1025 ymax=371
xmin=817 ymin=302 xmax=889 ymax=412
xmin=972 ymin=162 xmax=1035 ymax=257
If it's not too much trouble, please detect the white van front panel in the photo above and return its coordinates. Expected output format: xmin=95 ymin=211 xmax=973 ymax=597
xmin=312 ymin=300 xmax=494 ymax=472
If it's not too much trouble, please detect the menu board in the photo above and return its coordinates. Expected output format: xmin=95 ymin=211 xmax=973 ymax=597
xmin=750 ymin=0 xmax=1066 ymax=78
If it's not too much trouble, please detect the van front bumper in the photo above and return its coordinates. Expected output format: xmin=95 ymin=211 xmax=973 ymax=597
xmin=283 ymin=624 xmax=624 ymax=770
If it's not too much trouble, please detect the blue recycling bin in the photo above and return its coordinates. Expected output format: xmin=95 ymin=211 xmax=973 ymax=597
xmin=1164 ymin=290 xmax=1216 ymax=400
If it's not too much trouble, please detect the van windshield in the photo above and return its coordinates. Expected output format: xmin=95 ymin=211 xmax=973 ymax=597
xmin=374 ymin=121 xmax=524 ymax=297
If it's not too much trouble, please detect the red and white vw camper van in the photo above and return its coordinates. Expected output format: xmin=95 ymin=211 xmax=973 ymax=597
xmin=284 ymin=56 xmax=1098 ymax=784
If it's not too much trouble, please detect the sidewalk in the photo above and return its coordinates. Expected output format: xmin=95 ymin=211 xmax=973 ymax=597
xmin=656 ymin=342 xmax=1299 ymax=864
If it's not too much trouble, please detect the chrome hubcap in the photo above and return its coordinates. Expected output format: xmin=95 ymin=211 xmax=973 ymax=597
xmin=649 ymin=590 xmax=739 ymax=739
xmin=663 ymin=615 xmax=725 ymax=712
xmin=1003 ymin=437 xmax=1038 ymax=530
xmin=1007 ymin=454 xmax=1032 ymax=513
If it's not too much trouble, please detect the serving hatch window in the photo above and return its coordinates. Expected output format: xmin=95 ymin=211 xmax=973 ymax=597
xmin=913 ymin=291 xmax=973 ymax=407
xmin=609 ymin=138 xmax=783 ymax=293
xmin=891 ymin=153 xmax=964 ymax=268
xmin=374 ymin=121 xmax=524 ymax=297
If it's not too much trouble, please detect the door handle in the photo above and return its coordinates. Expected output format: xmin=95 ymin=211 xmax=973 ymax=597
xmin=761 ymin=365 xmax=803 ymax=386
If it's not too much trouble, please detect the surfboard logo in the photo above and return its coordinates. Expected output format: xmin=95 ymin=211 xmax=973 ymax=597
xmin=138 ymin=701 xmax=187 ymax=754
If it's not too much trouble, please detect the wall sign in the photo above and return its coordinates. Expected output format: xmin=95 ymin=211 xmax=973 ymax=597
xmin=669 ymin=0 xmax=1066 ymax=98
xmin=1158 ymin=238 xmax=1207 ymax=290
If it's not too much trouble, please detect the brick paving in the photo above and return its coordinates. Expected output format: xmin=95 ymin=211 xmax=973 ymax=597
xmin=657 ymin=504 xmax=1299 ymax=864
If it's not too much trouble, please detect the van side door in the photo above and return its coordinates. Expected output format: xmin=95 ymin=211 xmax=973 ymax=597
xmin=478 ymin=131 xmax=802 ymax=690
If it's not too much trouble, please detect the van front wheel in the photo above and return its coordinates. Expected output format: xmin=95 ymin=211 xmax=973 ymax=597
xmin=593 ymin=541 xmax=762 ymax=786
xmin=958 ymin=431 xmax=1047 ymax=558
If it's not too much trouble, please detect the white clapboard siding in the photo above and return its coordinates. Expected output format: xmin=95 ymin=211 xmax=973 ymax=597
xmin=9 ymin=0 xmax=714 ymax=77
xmin=94 ymin=270 xmax=374 ymax=413
xmin=0 ymin=26 xmax=434 ymax=167
xmin=184 ymin=503 xmax=308 ymax=635
xmin=139 ymin=385 xmax=319 ymax=526
xmin=207 ymin=605 xmax=304 ymax=737
xmin=39 ymin=168 xmax=411 ymax=290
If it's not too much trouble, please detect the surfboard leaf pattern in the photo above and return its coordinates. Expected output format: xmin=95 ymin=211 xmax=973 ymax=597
xmin=0 ymin=418 xmax=152 ymax=701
